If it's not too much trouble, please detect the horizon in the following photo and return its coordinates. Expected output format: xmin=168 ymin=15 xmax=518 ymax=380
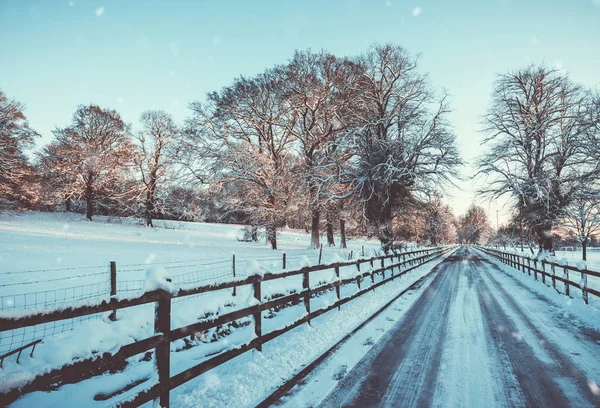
xmin=1 ymin=0 xmax=599 ymax=222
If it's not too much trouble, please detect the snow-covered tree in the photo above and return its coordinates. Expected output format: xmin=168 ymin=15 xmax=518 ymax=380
xmin=344 ymin=44 xmax=462 ymax=252
xmin=424 ymin=197 xmax=457 ymax=245
xmin=185 ymin=69 xmax=296 ymax=249
xmin=393 ymin=206 xmax=427 ymax=244
xmin=0 ymin=89 xmax=38 ymax=209
xmin=561 ymin=190 xmax=600 ymax=261
xmin=41 ymin=105 xmax=136 ymax=220
xmin=134 ymin=110 xmax=182 ymax=227
xmin=477 ymin=65 xmax=600 ymax=253
xmin=282 ymin=50 xmax=359 ymax=248
xmin=457 ymin=204 xmax=492 ymax=244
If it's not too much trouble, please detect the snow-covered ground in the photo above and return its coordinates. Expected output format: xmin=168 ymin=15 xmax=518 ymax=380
xmin=0 ymin=211 xmax=443 ymax=407
xmin=486 ymin=246 xmax=600 ymax=297
xmin=0 ymin=211 xmax=449 ymax=407
xmin=279 ymin=247 xmax=600 ymax=408
xmin=0 ymin=211 xmax=387 ymax=305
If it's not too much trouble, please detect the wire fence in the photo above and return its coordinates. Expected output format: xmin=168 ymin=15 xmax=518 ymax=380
xmin=0 ymin=246 xmax=375 ymax=357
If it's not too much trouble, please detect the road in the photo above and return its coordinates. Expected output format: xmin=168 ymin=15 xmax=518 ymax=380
xmin=301 ymin=246 xmax=600 ymax=407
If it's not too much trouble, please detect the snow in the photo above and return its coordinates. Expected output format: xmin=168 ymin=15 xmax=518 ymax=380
xmin=144 ymin=267 xmax=177 ymax=294
xmin=0 ymin=211 xmax=435 ymax=406
xmin=477 ymin=248 xmax=600 ymax=330
xmin=3 ymin=248 xmax=450 ymax=407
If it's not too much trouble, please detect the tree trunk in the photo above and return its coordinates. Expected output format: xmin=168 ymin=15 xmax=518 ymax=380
xmin=65 ymin=195 xmax=71 ymax=212
xmin=583 ymin=238 xmax=588 ymax=261
xmin=251 ymin=225 xmax=258 ymax=242
xmin=85 ymin=183 xmax=94 ymax=221
xmin=378 ymin=205 xmax=394 ymax=254
xmin=145 ymin=190 xmax=154 ymax=227
xmin=339 ymin=218 xmax=347 ymax=249
xmin=536 ymin=225 xmax=553 ymax=255
xmin=325 ymin=207 xmax=335 ymax=247
xmin=267 ymin=224 xmax=277 ymax=250
xmin=310 ymin=207 xmax=320 ymax=249
xmin=308 ymin=181 xmax=322 ymax=249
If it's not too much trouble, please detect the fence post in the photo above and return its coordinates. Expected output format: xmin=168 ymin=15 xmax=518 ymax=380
xmin=232 ymin=254 xmax=237 ymax=297
xmin=527 ymin=258 xmax=531 ymax=276
xmin=282 ymin=253 xmax=286 ymax=270
xmin=564 ymin=266 xmax=569 ymax=297
xmin=362 ymin=246 xmax=364 ymax=257
xmin=356 ymin=261 xmax=361 ymax=290
xmin=109 ymin=261 xmax=117 ymax=321
xmin=349 ymin=250 xmax=353 ymax=260
xmin=154 ymin=290 xmax=171 ymax=408
xmin=582 ymin=271 xmax=589 ymax=304
xmin=552 ymin=264 xmax=556 ymax=290
xmin=335 ymin=265 xmax=341 ymax=310
xmin=533 ymin=259 xmax=538 ymax=281
xmin=303 ymin=270 xmax=311 ymax=324
xmin=253 ymin=276 xmax=262 ymax=351
xmin=381 ymin=258 xmax=385 ymax=279
xmin=542 ymin=261 xmax=546 ymax=285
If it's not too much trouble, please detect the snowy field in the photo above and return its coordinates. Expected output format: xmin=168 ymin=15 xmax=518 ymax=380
xmin=0 ymin=211 xmax=386 ymax=306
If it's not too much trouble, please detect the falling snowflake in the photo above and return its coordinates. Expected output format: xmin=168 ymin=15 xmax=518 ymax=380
xmin=168 ymin=42 xmax=179 ymax=57
xmin=385 ymin=1 xmax=392 ymax=6
xmin=95 ymin=7 xmax=104 ymax=17
xmin=212 ymin=36 xmax=221 ymax=45
xmin=412 ymin=7 xmax=422 ymax=17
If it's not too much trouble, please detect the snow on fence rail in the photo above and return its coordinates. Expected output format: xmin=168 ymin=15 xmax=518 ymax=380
xmin=478 ymin=246 xmax=600 ymax=305
xmin=0 ymin=246 xmax=452 ymax=407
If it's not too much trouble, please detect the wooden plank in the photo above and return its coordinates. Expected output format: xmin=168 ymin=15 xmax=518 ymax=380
xmin=154 ymin=291 xmax=171 ymax=408
xmin=254 ymin=277 xmax=262 ymax=351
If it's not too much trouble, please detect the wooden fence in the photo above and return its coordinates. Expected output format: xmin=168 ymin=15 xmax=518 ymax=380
xmin=478 ymin=246 xmax=600 ymax=304
xmin=0 ymin=246 xmax=453 ymax=407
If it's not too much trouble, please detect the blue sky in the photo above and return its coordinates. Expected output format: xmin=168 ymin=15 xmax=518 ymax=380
xmin=1 ymin=0 xmax=599 ymax=221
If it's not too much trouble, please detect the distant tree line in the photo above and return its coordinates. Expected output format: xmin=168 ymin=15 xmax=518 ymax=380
xmin=6 ymin=52 xmax=598 ymax=255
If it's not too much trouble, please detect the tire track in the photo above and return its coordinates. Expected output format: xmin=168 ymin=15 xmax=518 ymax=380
xmin=474 ymin=253 xmax=600 ymax=407
xmin=318 ymin=250 xmax=462 ymax=408
xmin=431 ymin=254 xmax=514 ymax=408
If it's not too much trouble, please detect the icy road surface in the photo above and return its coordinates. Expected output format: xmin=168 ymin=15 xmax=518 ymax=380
xmin=284 ymin=247 xmax=600 ymax=408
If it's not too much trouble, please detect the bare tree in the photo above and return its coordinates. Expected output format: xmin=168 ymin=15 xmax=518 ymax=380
xmin=457 ymin=204 xmax=492 ymax=244
xmin=477 ymin=65 xmax=600 ymax=253
xmin=42 ymin=105 xmax=135 ymax=220
xmin=423 ymin=196 xmax=457 ymax=245
xmin=0 ymin=89 xmax=38 ymax=209
xmin=135 ymin=110 xmax=182 ymax=227
xmin=283 ymin=50 xmax=359 ymax=248
xmin=343 ymin=44 xmax=462 ymax=252
xmin=185 ymin=69 xmax=295 ymax=249
xmin=561 ymin=190 xmax=600 ymax=261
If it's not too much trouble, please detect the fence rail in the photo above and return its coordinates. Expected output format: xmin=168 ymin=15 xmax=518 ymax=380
xmin=478 ymin=246 xmax=600 ymax=304
xmin=0 ymin=246 xmax=368 ymax=355
xmin=0 ymin=246 xmax=453 ymax=407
